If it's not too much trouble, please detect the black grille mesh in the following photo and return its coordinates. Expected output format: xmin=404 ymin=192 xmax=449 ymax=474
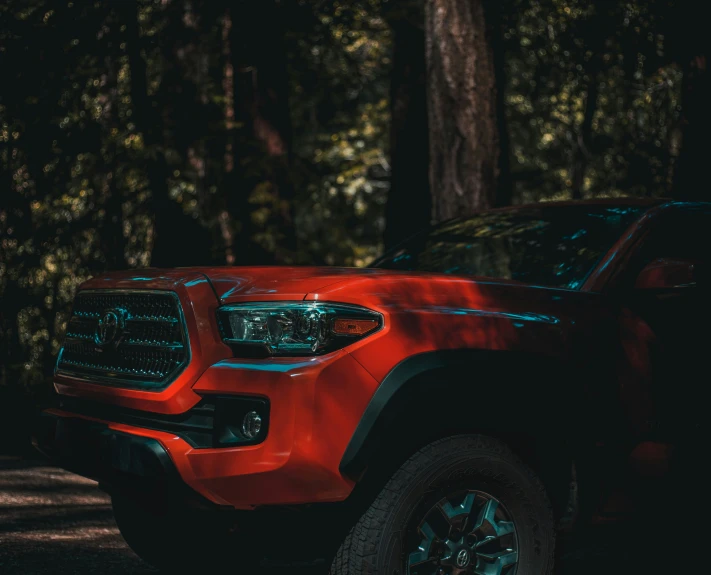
xmin=57 ymin=291 xmax=189 ymax=389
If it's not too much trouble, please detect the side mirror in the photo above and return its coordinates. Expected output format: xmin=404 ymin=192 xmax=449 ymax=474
xmin=635 ymin=258 xmax=698 ymax=290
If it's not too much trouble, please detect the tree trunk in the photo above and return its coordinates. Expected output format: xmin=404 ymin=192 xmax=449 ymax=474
xmin=122 ymin=0 xmax=173 ymax=267
xmin=570 ymin=5 xmax=608 ymax=202
xmin=229 ymin=0 xmax=296 ymax=265
xmin=571 ymin=71 xmax=599 ymax=200
xmin=673 ymin=53 xmax=709 ymax=201
xmin=122 ymin=0 xmax=211 ymax=267
xmin=0 ymin=145 xmax=29 ymax=387
xmin=100 ymin=51 xmax=127 ymax=271
xmin=425 ymin=0 xmax=499 ymax=222
xmin=659 ymin=0 xmax=709 ymax=201
xmin=384 ymin=19 xmax=431 ymax=250
xmin=218 ymin=7 xmax=236 ymax=265
xmin=485 ymin=0 xmax=513 ymax=208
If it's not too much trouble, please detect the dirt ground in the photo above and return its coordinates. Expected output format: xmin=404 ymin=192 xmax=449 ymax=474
xmin=0 ymin=456 xmax=153 ymax=574
xmin=0 ymin=455 xmax=692 ymax=574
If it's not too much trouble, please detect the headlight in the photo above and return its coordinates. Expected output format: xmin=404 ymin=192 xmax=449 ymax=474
xmin=216 ymin=302 xmax=383 ymax=356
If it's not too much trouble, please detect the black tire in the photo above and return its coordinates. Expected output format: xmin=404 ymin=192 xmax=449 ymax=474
xmin=331 ymin=435 xmax=555 ymax=575
xmin=112 ymin=493 xmax=254 ymax=572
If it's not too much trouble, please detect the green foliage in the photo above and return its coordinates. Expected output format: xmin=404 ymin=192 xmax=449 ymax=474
xmin=286 ymin=0 xmax=391 ymax=266
xmin=506 ymin=0 xmax=682 ymax=202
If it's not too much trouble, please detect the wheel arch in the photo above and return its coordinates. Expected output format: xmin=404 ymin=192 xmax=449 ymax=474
xmin=341 ymin=349 xmax=582 ymax=520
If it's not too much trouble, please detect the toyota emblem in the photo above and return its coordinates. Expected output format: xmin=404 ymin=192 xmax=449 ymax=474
xmin=95 ymin=309 xmax=126 ymax=346
xmin=455 ymin=549 xmax=471 ymax=568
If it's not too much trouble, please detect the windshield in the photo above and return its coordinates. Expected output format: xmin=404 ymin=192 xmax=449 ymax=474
xmin=370 ymin=204 xmax=647 ymax=289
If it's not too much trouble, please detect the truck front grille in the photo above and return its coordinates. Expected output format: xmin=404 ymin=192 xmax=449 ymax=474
xmin=56 ymin=290 xmax=189 ymax=389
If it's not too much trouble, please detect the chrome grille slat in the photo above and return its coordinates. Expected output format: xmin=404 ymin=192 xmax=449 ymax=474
xmin=122 ymin=341 xmax=185 ymax=350
xmin=63 ymin=335 xmax=184 ymax=350
xmin=56 ymin=290 xmax=190 ymax=389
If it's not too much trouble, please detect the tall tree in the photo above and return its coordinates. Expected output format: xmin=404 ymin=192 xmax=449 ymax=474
xmin=121 ymin=0 xmax=212 ymax=268
xmin=570 ymin=6 xmax=608 ymax=201
xmin=229 ymin=0 xmax=296 ymax=264
xmin=121 ymin=0 xmax=174 ymax=267
xmin=384 ymin=4 xmax=431 ymax=250
xmin=486 ymin=0 xmax=513 ymax=208
xmin=669 ymin=3 xmax=708 ymax=201
xmin=98 ymin=21 xmax=127 ymax=271
xmin=425 ymin=0 xmax=500 ymax=221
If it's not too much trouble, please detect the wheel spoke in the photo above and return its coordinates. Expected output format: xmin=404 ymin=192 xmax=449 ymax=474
xmin=440 ymin=492 xmax=477 ymax=522
xmin=408 ymin=521 xmax=437 ymax=569
xmin=494 ymin=521 xmax=515 ymax=537
xmin=475 ymin=535 xmax=495 ymax=547
xmin=474 ymin=549 xmax=518 ymax=575
xmin=471 ymin=499 xmax=514 ymax=538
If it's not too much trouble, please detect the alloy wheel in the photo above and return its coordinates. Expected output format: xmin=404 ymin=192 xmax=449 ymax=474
xmin=406 ymin=490 xmax=518 ymax=575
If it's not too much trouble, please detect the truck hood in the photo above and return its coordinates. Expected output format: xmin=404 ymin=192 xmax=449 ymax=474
xmin=197 ymin=267 xmax=545 ymax=307
xmin=80 ymin=266 xmax=394 ymax=302
xmin=80 ymin=266 xmax=588 ymax=317
xmin=200 ymin=266 xmax=392 ymax=302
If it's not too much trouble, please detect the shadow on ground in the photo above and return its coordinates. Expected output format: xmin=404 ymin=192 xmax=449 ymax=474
xmin=0 ymin=456 xmax=154 ymax=574
xmin=0 ymin=456 xmax=700 ymax=574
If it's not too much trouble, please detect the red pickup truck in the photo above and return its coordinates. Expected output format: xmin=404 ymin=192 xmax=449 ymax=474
xmin=34 ymin=199 xmax=709 ymax=574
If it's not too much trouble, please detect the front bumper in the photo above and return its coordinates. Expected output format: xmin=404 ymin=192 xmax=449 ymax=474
xmin=37 ymin=351 xmax=381 ymax=510
xmin=32 ymin=410 xmax=222 ymax=510
xmin=34 ymin=410 xmax=173 ymax=480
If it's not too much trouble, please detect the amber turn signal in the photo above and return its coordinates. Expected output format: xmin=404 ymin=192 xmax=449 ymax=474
xmin=332 ymin=318 xmax=378 ymax=336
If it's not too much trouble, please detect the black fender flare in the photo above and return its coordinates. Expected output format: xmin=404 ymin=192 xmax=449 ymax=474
xmin=340 ymin=349 xmax=550 ymax=479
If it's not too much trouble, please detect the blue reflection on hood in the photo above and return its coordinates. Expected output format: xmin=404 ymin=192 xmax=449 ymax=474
xmin=389 ymin=305 xmax=560 ymax=325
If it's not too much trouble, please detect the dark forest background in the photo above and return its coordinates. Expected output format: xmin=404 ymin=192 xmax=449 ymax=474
xmin=0 ymin=0 xmax=708 ymax=450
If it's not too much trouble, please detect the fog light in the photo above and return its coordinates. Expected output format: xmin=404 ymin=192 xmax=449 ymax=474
xmin=242 ymin=411 xmax=262 ymax=439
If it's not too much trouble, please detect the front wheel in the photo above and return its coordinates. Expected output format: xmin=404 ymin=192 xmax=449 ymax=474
xmin=332 ymin=435 xmax=555 ymax=575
